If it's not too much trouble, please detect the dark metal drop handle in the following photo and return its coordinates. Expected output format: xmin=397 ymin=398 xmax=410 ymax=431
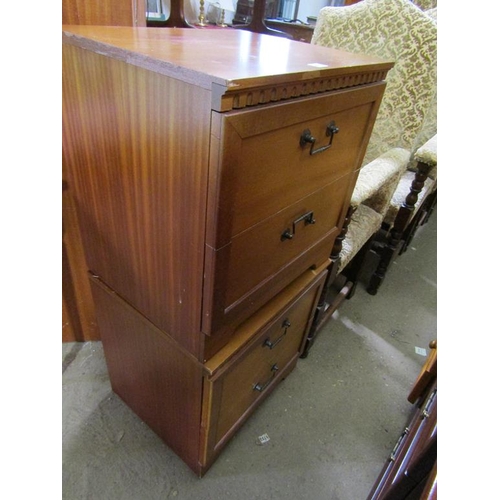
xmin=263 ymin=319 xmax=291 ymax=349
xmin=390 ymin=427 xmax=409 ymax=461
xmin=300 ymin=121 xmax=339 ymax=155
xmin=281 ymin=211 xmax=316 ymax=241
xmin=422 ymin=389 xmax=437 ymax=418
xmin=253 ymin=364 xmax=279 ymax=392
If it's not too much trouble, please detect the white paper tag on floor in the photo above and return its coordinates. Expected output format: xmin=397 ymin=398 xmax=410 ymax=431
xmin=415 ymin=346 xmax=427 ymax=356
xmin=257 ymin=433 xmax=270 ymax=445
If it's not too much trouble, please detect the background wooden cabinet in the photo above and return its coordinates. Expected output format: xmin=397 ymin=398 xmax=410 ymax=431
xmin=62 ymin=0 xmax=147 ymax=26
xmin=62 ymin=0 xmax=147 ymax=342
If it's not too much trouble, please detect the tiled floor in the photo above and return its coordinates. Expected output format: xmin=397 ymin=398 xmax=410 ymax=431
xmin=62 ymin=212 xmax=437 ymax=500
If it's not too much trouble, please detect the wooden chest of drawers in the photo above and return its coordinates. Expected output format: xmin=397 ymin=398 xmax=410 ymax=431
xmin=62 ymin=26 xmax=392 ymax=475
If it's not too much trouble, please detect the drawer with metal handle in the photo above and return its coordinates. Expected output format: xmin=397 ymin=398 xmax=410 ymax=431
xmin=200 ymin=265 xmax=327 ymax=468
xmin=202 ymin=173 xmax=352 ymax=339
xmin=206 ymin=83 xmax=384 ymax=249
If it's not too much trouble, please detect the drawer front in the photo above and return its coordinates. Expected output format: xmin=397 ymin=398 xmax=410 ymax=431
xmin=203 ymin=222 xmax=340 ymax=338
xmin=203 ymin=84 xmax=384 ymax=337
xmin=203 ymin=173 xmax=352 ymax=336
xmin=206 ymin=83 xmax=385 ymax=249
xmin=223 ymin=176 xmax=350 ymax=306
xmin=200 ymin=268 xmax=327 ymax=467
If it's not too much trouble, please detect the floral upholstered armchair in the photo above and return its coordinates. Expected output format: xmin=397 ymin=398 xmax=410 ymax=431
xmin=302 ymin=0 xmax=437 ymax=353
xmin=367 ymin=4 xmax=437 ymax=294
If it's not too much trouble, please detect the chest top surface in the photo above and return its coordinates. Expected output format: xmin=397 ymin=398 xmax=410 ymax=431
xmin=62 ymin=26 xmax=393 ymax=110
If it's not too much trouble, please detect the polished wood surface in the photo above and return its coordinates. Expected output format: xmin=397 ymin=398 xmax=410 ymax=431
xmin=62 ymin=0 xmax=146 ymax=26
xmin=63 ymin=43 xmax=211 ymax=357
xmin=90 ymin=264 xmax=325 ymax=475
xmin=63 ymin=27 xmax=387 ymax=350
xmin=204 ymin=262 xmax=330 ymax=367
xmin=62 ymin=26 xmax=392 ymax=95
xmin=201 ymin=348 xmax=298 ymax=474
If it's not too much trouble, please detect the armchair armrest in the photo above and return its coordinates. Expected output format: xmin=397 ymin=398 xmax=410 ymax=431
xmin=351 ymin=148 xmax=410 ymax=208
xmin=414 ymin=134 xmax=437 ymax=167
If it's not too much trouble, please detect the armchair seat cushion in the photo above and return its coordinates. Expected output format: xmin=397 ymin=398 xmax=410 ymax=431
xmin=339 ymin=204 xmax=384 ymax=273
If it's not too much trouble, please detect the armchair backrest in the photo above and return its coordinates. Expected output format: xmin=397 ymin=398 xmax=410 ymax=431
xmin=312 ymin=0 xmax=437 ymax=165
xmin=412 ymin=6 xmax=437 ymax=159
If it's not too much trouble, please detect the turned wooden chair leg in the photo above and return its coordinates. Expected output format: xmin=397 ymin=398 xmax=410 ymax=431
xmin=400 ymin=185 xmax=437 ymax=255
xmin=367 ymin=226 xmax=401 ymax=295
xmin=311 ymin=207 xmax=351 ymax=322
xmin=301 ymin=206 xmax=355 ymax=359
xmin=330 ymin=205 xmax=355 ymax=275
xmin=421 ymin=188 xmax=437 ymax=225
xmin=343 ymin=235 xmax=376 ymax=299
xmin=367 ymin=162 xmax=432 ymax=295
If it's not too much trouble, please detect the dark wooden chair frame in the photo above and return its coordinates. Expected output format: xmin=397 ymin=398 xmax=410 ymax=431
xmin=366 ymin=161 xmax=436 ymax=295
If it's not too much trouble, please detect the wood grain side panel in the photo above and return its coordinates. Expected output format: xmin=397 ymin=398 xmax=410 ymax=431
xmin=89 ymin=276 xmax=204 ymax=475
xmin=62 ymin=0 xmax=147 ymax=27
xmin=63 ymin=44 xmax=211 ymax=357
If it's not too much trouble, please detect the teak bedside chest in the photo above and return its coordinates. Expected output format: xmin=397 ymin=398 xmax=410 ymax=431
xmin=62 ymin=26 xmax=392 ymax=476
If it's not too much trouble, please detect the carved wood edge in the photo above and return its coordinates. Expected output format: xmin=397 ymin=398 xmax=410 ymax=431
xmin=213 ymin=70 xmax=390 ymax=111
